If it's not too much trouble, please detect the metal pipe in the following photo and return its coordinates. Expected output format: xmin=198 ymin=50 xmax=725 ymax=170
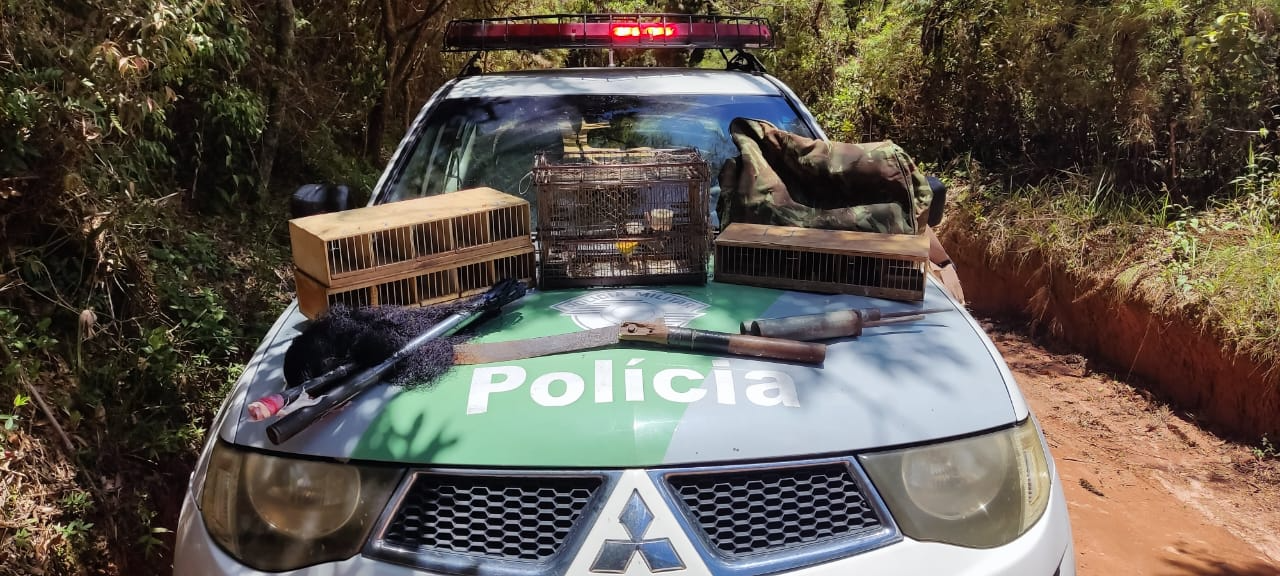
xmin=741 ymin=308 xmax=950 ymax=341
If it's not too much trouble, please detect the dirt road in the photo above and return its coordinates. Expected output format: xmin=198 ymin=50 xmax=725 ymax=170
xmin=981 ymin=319 xmax=1280 ymax=575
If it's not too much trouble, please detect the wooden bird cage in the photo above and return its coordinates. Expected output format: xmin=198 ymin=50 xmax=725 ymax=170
xmin=293 ymin=248 xmax=536 ymax=318
xmin=533 ymin=148 xmax=711 ymax=288
xmin=289 ymin=187 xmax=535 ymax=318
xmin=713 ymin=223 xmax=929 ymax=302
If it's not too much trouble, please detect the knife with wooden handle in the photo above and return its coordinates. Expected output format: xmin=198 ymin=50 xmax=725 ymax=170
xmin=453 ymin=321 xmax=825 ymax=365
xmin=617 ymin=320 xmax=826 ymax=364
xmin=452 ymin=325 xmax=622 ymax=365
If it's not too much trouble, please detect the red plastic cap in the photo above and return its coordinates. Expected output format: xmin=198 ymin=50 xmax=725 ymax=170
xmin=247 ymin=394 xmax=286 ymax=421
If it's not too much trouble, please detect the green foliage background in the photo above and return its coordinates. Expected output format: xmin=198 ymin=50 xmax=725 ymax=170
xmin=1 ymin=0 xmax=1277 ymax=573
xmin=758 ymin=0 xmax=1280 ymax=194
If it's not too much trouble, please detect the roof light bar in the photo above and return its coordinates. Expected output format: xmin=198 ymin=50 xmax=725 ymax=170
xmin=443 ymin=14 xmax=773 ymax=52
xmin=612 ymin=25 xmax=676 ymax=38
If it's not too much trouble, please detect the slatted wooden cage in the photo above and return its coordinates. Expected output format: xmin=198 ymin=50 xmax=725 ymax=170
xmin=294 ymin=249 xmax=536 ymax=318
xmin=713 ymin=223 xmax=929 ymax=302
xmin=533 ymin=148 xmax=711 ymax=288
xmin=289 ymin=187 xmax=535 ymax=318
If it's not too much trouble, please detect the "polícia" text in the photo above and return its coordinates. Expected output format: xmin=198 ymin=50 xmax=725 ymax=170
xmin=466 ymin=359 xmax=800 ymax=414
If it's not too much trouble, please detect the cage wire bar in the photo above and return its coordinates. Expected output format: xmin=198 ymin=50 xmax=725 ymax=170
xmin=534 ymin=149 xmax=711 ymax=288
xmin=709 ymin=223 xmax=929 ymax=301
xmin=317 ymin=251 xmax=536 ymax=315
xmin=716 ymin=246 xmax=925 ymax=296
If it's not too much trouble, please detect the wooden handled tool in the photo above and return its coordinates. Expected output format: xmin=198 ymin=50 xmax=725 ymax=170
xmin=452 ymin=320 xmax=826 ymax=365
xmin=619 ymin=321 xmax=825 ymax=364
xmin=452 ymin=326 xmax=623 ymax=365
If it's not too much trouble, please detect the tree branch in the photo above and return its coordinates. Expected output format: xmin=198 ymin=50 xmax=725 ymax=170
xmin=391 ymin=17 xmax=432 ymax=84
xmin=0 ymin=343 xmax=74 ymax=456
xmin=395 ymin=0 xmax=449 ymax=39
xmin=381 ymin=0 xmax=398 ymax=43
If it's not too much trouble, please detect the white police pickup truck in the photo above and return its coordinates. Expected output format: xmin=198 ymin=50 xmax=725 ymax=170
xmin=175 ymin=13 xmax=1075 ymax=576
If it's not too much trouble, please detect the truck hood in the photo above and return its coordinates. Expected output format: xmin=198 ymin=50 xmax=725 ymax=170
xmin=221 ymin=281 xmax=1023 ymax=467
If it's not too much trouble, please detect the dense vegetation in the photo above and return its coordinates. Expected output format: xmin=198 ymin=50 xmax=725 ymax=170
xmin=782 ymin=0 xmax=1280 ymax=367
xmin=1 ymin=0 xmax=1276 ymax=573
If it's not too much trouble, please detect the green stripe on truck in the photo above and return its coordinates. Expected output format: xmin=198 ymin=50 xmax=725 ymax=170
xmin=351 ymin=284 xmax=783 ymax=467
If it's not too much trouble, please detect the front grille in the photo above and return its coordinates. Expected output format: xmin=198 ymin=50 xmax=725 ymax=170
xmin=380 ymin=473 xmax=602 ymax=561
xmin=667 ymin=462 xmax=883 ymax=557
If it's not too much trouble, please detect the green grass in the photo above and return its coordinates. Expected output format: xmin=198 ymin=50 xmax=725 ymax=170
xmin=1186 ymin=225 xmax=1280 ymax=354
xmin=950 ymin=169 xmax=1280 ymax=368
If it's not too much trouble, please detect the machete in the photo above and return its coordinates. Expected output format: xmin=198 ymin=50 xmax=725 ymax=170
xmin=453 ymin=319 xmax=826 ymax=365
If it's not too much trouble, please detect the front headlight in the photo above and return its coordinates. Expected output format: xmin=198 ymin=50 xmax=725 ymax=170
xmin=200 ymin=440 xmax=402 ymax=571
xmin=859 ymin=418 xmax=1052 ymax=548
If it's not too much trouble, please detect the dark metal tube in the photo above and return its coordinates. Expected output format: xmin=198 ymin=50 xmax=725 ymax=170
xmin=743 ymin=310 xmax=862 ymax=341
xmin=743 ymin=308 xmax=951 ymax=341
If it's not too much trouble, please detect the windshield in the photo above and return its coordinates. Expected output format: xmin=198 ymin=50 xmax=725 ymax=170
xmin=381 ymin=93 xmax=814 ymax=224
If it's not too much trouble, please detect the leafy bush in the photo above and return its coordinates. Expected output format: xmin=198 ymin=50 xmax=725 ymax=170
xmin=0 ymin=0 xmax=355 ymax=571
xmin=812 ymin=0 xmax=1280 ymax=199
xmin=4 ymin=0 xmax=1280 ymax=573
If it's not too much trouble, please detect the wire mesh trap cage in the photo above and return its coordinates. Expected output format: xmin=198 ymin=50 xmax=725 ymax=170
xmin=533 ymin=148 xmax=711 ymax=288
xmin=714 ymin=223 xmax=929 ymax=302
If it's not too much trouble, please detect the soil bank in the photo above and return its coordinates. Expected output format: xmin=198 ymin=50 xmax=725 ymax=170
xmin=984 ymin=320 xmax=1280 ymax=574
xmin=938 ymin=218 xmax=1280 ymax=442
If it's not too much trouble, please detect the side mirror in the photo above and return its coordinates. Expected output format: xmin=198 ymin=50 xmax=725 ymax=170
xmin=926 ymin=176 xmax=947 ymax=227
xmin=290 ymin=184 xmax=355 ymax=219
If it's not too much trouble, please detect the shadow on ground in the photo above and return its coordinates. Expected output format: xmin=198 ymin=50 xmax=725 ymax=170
xmin=1162 ymin=554 xmax=1279 ymax=576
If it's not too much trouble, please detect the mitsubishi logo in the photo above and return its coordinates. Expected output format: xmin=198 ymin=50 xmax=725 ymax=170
xmin=589 ymin=490 xmax=685 ymax=573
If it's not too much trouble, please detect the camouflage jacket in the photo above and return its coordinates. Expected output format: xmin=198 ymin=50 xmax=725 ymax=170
xmin=717 ymin=118 xmax=933 ymax=234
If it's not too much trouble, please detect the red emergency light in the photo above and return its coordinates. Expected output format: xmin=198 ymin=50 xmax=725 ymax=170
xmin=443 ymin=14 xmax=773 ymax=52
xmin=612 ymin=25 xmax=675 ymax=38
